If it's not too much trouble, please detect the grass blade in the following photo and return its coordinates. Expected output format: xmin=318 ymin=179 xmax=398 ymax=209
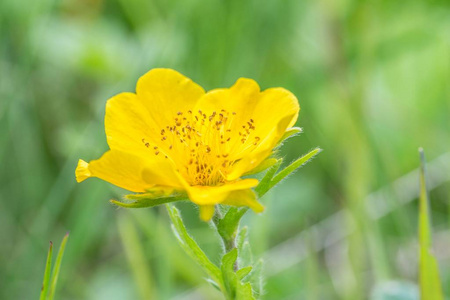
xmin=118 ymin=213 xmax=156 ymax=300
xmin=418 ymin=148 xmax=443 ymax=300
xmin=39 ymin=241 xmax=53 ymax=300
xmin=47 ymin=232 xmax=69 ymax=300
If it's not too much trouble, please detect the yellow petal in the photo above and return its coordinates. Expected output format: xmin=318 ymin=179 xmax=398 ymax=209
xmin=76 ymin=150 xmax=180 ymax=193
xmin=195 ymin=79 xmax=299 ymax=178
xmin=136 ymin=68 xmax=205 ymax=128
xmin=75 ymin=159 xmax=91 ymax=182
xmin=222 ymin=189 xmax=264 ymax=213
xmin=186 ymin=179 xmax=259 ymax=205
xmin=105 ymin=92 xmax=159 ymax=158
xmin=252 ymin=87 xmax=299 ymax=133
xmin=194 ymin=78 xmax=260 ymax=126
xmin=228 ymin=87 xmax=299 ymax=179
xmin=199 ymin=205 xmax=215 ymax=221
xmin=227 ymin=113 xmax=296 ymax=180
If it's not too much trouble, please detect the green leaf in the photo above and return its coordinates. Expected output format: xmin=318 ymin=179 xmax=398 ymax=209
xmin=236 ymin=282 xmax=255 ymax=300
xmin=47 ymin=232 xmax=69 ymax=300
xmin=236 ymin=266 xmax=252 ymax=280
xmin=418 ymin=149 xmax=444 ymax=300
xmin=206 ymin=278 xmax=222 ymax=291
xmin=221 ymin=248 xmax=239 ymax=298
xmin=221 ymin=249 xmax=255 ymax=300
xmin=118 ymin=213 xmax=156 ymax=299
xmin=39 ymin=241 xmax=53 ymax=300
xmin=254 ymin=159 xmax=282 ymax=198
xmin=165 ymin=204 xmax=223 ymax=287
xmin=247 ymin=259 xmax=264 ymax=298
xmin=111 ymin=193 xmax=186 ymax=208
xmin=236 ymin=226 xmax=248 ymax=252
xmin=239 ymin=241 xmax=254 ymax=269
xmin=268 ymin=148 xmax=321 ymax=193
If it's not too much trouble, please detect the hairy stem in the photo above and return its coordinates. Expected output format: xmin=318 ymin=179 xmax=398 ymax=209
xmin=213 ymin=205 xmax=239 ymax=271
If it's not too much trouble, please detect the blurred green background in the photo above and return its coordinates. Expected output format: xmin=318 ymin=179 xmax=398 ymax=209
xmin=1 ymin=0 xmax=449 ymax=299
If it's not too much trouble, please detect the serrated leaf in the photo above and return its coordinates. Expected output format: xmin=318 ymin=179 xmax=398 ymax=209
xmin=47 ymin=232 xmax=69 ymax=300
xmin=165 ymin=204 xmax=222 ymax=287
xmin=418 ymin=149 xmax=443 ymax=300
xmin=221 ymin=249 xmax=255 ymax=300
xmin=236 ymin=282 xmax=255 ymax=300
xmin=111 ymin=194 xmax=186 ymax=208
xmin=236 ymin=226 xmax=248 ymax=252
xmin=221 ymin=248 xmax=239 ymax=298
xmin=39 ymin=242 xmax=53 ymax=300
xmin=247 ymin=259 xmax=264 ymax=298
xmin=239 ymin=241 xmax=254 ymax=268
xmin=268 ymin=148 xmax=321 ymax=192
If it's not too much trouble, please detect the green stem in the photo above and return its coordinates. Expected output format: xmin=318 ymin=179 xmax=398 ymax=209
xmin=213 ymin=206 xmax=238 ymax=271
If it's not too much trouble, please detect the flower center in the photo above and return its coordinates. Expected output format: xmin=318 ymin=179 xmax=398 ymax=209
xmin=142 ymin=109 xmax=261 ymax=186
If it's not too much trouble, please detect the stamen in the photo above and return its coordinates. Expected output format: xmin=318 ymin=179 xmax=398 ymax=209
xmin=144 ymin=110 xmax=259 ymax=186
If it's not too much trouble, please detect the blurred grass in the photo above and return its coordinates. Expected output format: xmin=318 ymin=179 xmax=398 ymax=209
xmin=1 ymin=0 xmax=449 ymax=299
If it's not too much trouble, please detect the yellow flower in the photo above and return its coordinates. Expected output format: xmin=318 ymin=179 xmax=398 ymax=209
xmin=75 ymin=69 xmax=299 ymax=221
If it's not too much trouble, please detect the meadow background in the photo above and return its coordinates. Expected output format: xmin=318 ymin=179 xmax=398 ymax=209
xmin=1 ymin=0 xmax=449 ymax=299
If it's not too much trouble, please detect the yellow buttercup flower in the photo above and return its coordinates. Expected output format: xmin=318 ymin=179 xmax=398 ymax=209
xmin=76 ymin=69 xmax=299 ymax=221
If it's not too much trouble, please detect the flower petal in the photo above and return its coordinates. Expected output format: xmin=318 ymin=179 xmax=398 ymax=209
xmin=194 ymin=78 xmax=260 ymax=125
xmin=75 ymin=159 xmax=91 ymax=182
xmin=252 ymin=87 xmax=299 ymax=133
xmin=105 ymin=92 xmax=159 ymax=158
xmin=75 ymin=150 xmax=153 ymax=192
xmin=227 ymin=113 xmax=296 ymax=180
xmin=195 ymin=79 xmax=299 ymax=179
xmin=186 ymin=179 xmax=259 ymax=205
xmin=222 ymin=189 xmax=264 ymax=213
xmin=136 ymin=68 xmax=205 ymax=128
xmin=199 ymin=205 xmax=215 ymax=221
xmin=76 ymin=150 xmax=183 ymax=193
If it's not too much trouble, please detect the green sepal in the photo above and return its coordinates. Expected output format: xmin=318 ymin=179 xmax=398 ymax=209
xmin=254 ymin=159 xmax=282 ymax=198
xmin=111 ymin=192 xmax=187 ymax=209
xmin=256 ymin=148 xmax=321 ymax=198
xmin=276 ymin=127 xmax=302 ymax=147
xmin=418 ymin=149 xmax=444 ymax=300
xmin=243 ymin=157 xmax=280 ymax=176
xmin=165 ymin=204 xmax=223 ymax=288
xmin=216 ymin=207 xmax=247 ymax=250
